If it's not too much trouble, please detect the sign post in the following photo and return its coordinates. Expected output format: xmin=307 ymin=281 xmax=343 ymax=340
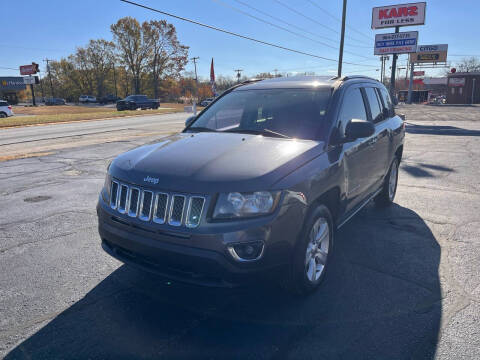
xmin=407 ymin=62 xmax=415 ymax=103
xmin=19 ymin=63 xmax=40 ymax=106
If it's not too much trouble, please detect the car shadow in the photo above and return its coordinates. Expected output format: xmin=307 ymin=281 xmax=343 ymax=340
xmin=401 ymin=162 xmax=454 ymax=178
xmin=406 ymin=123 xmax=480 ymax=136
xmin=5 ymin=203 xmax=441 ymax=360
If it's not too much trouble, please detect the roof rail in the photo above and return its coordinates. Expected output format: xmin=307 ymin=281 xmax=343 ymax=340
xmin=340 ymin=75 xmax=378 ymax=82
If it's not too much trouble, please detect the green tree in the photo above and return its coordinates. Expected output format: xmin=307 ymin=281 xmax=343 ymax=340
xmin=111 ymin=17 xmax=152 ymax=94
xmin=144 ymin=20 xmax=189 ymax=99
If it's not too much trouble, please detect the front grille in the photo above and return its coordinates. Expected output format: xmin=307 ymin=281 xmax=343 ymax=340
xmin=109 ymin=180 xmax=205 ymax=228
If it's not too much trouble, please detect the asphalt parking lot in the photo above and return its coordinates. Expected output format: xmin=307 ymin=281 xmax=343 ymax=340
xmin=1 ymin=105 xmax=479 ymax=359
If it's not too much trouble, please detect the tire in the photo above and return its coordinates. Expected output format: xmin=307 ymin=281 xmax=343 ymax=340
xmin=0 ymin=112 xmax=7 ymax=118
xmin=281 ymin=204 xmax=333 ymax=295
xmin=375 ymin=157 xmax=399 ymax=206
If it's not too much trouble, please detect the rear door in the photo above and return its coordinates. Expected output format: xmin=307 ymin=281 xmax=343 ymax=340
xmin=364 ymin=87 xmax=391 ymax=188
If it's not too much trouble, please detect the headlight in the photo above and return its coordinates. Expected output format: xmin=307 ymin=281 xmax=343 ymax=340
xmin=213 ymin=191 xmax=280 ymax=219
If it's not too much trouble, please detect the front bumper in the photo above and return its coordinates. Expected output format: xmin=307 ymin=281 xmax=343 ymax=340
xmin=97 ymin=195 xmax=305 ymax=287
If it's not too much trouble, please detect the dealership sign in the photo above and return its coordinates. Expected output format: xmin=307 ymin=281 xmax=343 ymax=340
xmin=19 ymin=63 xmax=39 ymax=76
xmin=372 ymin=2 xmax=426 ymax=29
xmin=374 ymin=31 xmax=418 ymax=55
xmin=409 ymin=44 xmax=448 ymax=63
xmin=413 ymin=71 xmax=425 ymax=76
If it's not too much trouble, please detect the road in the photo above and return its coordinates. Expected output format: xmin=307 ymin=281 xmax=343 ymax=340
xmin=1 ymin=106 xmax=479 ymax=359
xmin=0 ymin=112 xmax=187 ymax=160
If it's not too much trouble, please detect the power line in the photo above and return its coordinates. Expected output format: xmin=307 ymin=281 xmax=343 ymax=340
xmin=119 ymin=0 xmax=378 ymax=68
xmin=232 ymin=0 xmax=369 ymax=49
xmin=305 ymin=0 xmax=373 ymax=41
xmin=213 ymin=0 xmax=373 ymax=60
xmin=272 ymin=0 xmax=371 ymax=46
xmin=0 ymin=66 xmax=18 ymax=71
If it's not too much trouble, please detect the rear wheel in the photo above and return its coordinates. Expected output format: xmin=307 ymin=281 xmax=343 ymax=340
xmin=375 ymin=158 xmax=399 ymax=206
xmin=0 ymin=112 xmax=7 ymax=118
xmin=282 ymin=204 xmax=333 ymax=295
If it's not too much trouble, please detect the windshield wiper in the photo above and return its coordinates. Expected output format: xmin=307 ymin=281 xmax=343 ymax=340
xmin=187 ymin=127 xmax=217 ymax=133
xmin=224 ymin=128 xmax=291 ymax=139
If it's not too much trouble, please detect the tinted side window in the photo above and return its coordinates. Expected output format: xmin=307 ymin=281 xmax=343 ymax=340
xmin=365 ymin=87 xmax=383 ymax=123
xmin=379 ymin=87 xmax=394 ymax=117
xmin=0 ymin=101 xmax=8 ymax=106
xmin=338 ymin=87 xmax=367 ymax=135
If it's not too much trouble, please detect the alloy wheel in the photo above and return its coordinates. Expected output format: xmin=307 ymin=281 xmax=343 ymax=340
xmin=304 ymin=217 xmax=330 ymax=283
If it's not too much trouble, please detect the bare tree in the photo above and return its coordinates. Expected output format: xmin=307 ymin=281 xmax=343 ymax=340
xmin=456 ymin=57 xmax=480 ymax=73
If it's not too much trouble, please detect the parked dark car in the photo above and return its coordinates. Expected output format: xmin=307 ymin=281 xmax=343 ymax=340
xmin=98 ymin=75 xmax=405 ymax=295
xmin=98 ymin=94 xmax=121 ymax=104
xmin=116 ymin=95 xmax=160 ymax=111
xmin=45 ymin=98 xmax=66 ymax=106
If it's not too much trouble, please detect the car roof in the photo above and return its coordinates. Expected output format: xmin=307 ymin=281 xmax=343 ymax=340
xmin=234 ymin=75 xmax=381 ymax=91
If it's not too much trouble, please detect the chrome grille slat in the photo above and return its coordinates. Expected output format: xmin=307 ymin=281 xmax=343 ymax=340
xmin=153 ymin=193 xmax=169 ymax=224
xmin=128 ymin=187 xmax=140 ymax=217
xmin=117 ymin=185 xmax=129 ymax=214
xmin=109 ymin=180 xmax=204 ymax=228
xmin=186 ymin=197 xmax=205 ymax=228
xmin=110 ymin=181 xmax=119 ymax=209
xmin=168 ymin=195 xmax=186 ymax=226
xmin=139 ymin=190 xmax=153 ymax=221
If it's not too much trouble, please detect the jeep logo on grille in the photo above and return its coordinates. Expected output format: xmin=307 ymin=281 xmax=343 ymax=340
xmin=143 ymin=176 xmax=159 ymax=185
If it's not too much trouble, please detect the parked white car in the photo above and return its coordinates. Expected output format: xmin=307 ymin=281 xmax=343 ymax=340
xmin=79 ymin=95 xmax=97 ymax=103
xmin=0 ymin=100 xmax=13 ymax=118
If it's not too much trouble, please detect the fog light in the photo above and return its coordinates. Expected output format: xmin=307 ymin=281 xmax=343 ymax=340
xmin=228 ymin=241 xmax=264 ymax=262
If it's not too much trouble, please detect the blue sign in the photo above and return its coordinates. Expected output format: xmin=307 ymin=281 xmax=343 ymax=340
xmin=0 ymin=77 xmax=27 ymax=91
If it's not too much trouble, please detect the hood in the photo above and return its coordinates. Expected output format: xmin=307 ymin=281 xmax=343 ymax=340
xmin=110 ymin=132 xmax=324 ymax=193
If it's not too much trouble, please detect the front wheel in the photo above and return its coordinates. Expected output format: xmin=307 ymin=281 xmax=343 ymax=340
xmin=282 ymin=204 xmax=333 ymax=295
xmin=375 ymin=158 xmax=399 ymax=206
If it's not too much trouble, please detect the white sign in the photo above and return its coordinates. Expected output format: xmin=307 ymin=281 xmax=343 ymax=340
xmin=417 ymin=44 xmax=448 ymax=52
xmin=374 ymin=31 xmax=418 ymax=55
xmin=449 ymin=78 xmax=465 ymax=87
xmin=372 ymin=2 xmax=426 ymax=29
xmin=23 ymin=76 xmax=35 ymax=85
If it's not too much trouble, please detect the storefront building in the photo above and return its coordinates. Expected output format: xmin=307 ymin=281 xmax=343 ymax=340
xmin=0 ymin=77 xmax=26 ymax=104
xmin=447 ymin=72 xmax=480 ymax=104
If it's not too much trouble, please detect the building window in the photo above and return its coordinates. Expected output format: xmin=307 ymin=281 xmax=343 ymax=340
xmin=459 ymin=87 xmax=463 ymax=95
xmin=451 ymin=87 xmax=455 ymax=95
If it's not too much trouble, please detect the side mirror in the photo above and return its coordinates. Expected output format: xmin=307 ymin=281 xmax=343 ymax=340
xmin=382 ymin=107 xmax=390 ymax=119
xmin=185 ymin=115 xmax=196 ymax=127
xmin=345 ymin=119 xmax=375 ymax=141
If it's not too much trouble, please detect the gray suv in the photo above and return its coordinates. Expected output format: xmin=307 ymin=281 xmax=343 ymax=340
xmin=97 ymin=75 xmax=405 ymax=294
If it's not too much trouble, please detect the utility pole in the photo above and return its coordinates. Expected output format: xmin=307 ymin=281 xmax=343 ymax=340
xmin=191 ymin=56 xmax=199 ymax=115
xmin=337 ymin=0 xmax=347 ymax=77
xmin=44 ymin=59 xmax=55 ymax=98
xmin=389 ymin=26 xmax=400 ymax=98
xmin=234 ymin=69 xmax=243 ymax=83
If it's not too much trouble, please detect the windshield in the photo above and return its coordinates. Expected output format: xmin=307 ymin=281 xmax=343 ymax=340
xmin=189 ymin=88 xmax=331 ymax=140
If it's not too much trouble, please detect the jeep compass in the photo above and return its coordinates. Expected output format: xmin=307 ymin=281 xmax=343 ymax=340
xmin=97 ymin=75 xmax=405 ymax=294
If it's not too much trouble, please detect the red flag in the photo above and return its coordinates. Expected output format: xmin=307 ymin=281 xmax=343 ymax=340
xmin=210 ymin=58 xmax=216 ymax=96
xmin=210 ymin=58 xmax=215 ymax=84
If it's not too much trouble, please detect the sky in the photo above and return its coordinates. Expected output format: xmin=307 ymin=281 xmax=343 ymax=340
xmin=2 ymin=0 xmax=479 ymax=80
